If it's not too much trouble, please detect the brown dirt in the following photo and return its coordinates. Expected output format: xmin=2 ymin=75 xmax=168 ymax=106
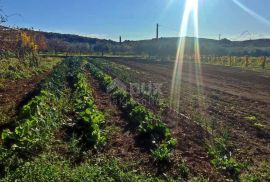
xmin=105 ymin=59 xmax=270 ymax=166
xmin=86 ymin=73 xmax=159 ymax=175
xmin=89 ymin=62 xmax=227 ymax=180
xmin=0 ymin=72 xmax=50 ymax=128
xmin=87 ymin=71 xmax=223 ymax=179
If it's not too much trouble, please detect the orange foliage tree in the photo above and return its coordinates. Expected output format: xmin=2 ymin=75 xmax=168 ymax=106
xmin=16 ymin=31 xmax=40 ymax=66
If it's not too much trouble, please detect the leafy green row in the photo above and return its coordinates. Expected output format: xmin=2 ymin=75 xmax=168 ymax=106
xmin=1 ymin=60 xmax=69 ymax=151
xmin=91 ymin=59 xmax=166 ymax=110
xmin=86 ymin=62 xmax=177 ymax=161
xmin=72 ymin=66 xmax=106 ymax=149
xmin=0 ymin=60 xmax=69 ymax=176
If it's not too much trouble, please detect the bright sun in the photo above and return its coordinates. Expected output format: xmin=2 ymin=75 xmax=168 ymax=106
xmin=186 ymin=0 xmax=199 ymax=11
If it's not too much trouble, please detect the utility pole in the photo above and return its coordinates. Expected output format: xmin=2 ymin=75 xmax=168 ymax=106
xmin=156 ymin=23 xmax=159 ymax=40
xmin=119 ymin=36 xmax=122 ymax=44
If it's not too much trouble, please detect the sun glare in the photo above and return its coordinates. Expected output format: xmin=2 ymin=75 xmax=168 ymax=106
xmin=170 ymin=0 xmax=204 ymax=112
xmin=232 ymin=0 xmax=270 ymax=26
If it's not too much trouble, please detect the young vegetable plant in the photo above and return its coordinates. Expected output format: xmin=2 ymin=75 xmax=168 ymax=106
xmin=1 ymin=60 xmax=69 ymax=150
xmin=87 ymin=61 xmax=177 ymax=161
xmin=207 ymin=133 xmax=244 ymax=177
xmin=0 ymin=60 xmax=70 ymax=176
xmin=72 ymin=66 xmax=106 ymax=149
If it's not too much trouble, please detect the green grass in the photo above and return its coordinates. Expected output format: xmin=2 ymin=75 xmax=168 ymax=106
xmin=240 ymin=161 xmax=270 ymax=182
xmin=0 ymin=57 xmax=62 ymax=81
xmin=0 ymin=56 xmax=63 ymax=126
xmin=0 ymin=106 xmax=15 ymax=126
xmin=1 ymin=153 xmax=161 ymax=182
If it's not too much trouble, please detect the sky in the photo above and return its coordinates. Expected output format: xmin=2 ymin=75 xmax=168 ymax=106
xmin=1 ymin=0 xmax=270 ymax=41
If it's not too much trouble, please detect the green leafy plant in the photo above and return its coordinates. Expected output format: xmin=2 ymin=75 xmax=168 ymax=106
xmin=87 ymin=62 xmax=177 ymax=161
xmin=207 ymin=135 xmax=244 ymax=176
xmin=72 ymin=68 xmax=106 ymax=148
xmin=0 ymin=60 xmax=70 ymax=176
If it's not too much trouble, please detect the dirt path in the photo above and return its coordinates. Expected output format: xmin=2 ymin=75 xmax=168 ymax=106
xmin=104 ymin=58 xmax=270 ymax=167
xmin=0 ymin=72 xmax=50 ymax=127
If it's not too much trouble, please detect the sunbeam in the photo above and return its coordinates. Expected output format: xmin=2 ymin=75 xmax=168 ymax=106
xmin=232 ymin=0 xmax=270 ymax=26
xmin=170 ymin=0 xmax=204 ymax=112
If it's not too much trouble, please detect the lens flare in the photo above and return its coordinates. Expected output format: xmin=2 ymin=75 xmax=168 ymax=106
xmin=170 ymin=0 xmax=204 ymax=112
xmin=232 ymin=0 xmax=270 ymax=26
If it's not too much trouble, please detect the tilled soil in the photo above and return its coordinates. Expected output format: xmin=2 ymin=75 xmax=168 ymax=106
xmin=89 ymin=61 xmax=228 ymax=180
xmin=100 ymin=57 xmax=270 ymax=176
xmin=0 ymin=72 xmax=50 ymax=128
xmin=87 ymin=73 xmax=158 ymax=175
xmin=87 ymin=71 xmax=226 ymax=179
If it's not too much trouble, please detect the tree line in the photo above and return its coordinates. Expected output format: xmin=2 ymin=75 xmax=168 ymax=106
xmin=2 ymin=24 xmax=270 ymax=63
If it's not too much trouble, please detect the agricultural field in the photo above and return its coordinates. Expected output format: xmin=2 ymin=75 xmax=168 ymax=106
xmin=89 ymin=57 xmax=270 ymax=181
xmin=2 ymin=0 xmax=270 ymax=181
xmin=0 ymin=56 xmax=269 ymax=181
xmin=0 ymin=57 xmax=62 ymax=127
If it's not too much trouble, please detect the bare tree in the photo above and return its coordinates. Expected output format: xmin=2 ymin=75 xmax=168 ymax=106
xmin=0 ymin=4 xmax=7 ymax=24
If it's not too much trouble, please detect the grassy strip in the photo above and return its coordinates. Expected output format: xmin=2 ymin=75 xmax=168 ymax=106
xmin=240 ymin=161 xmax=270 ymax=182
xmin=0 ymin=57 xmax=62 ymax=81
xmin=1 ymin=153 xmax=161 ymax=182
xmin=71 ymin=62 xmax=106 ymax=149
xmin=0 ymin=57 xmax=63 ymax=126
xmin=0 ymin=60 xmax=69 ymax=175
xmin=86 ymin=62 xmax=176 ymax=162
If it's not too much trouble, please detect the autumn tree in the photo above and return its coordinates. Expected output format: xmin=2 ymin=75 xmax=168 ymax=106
xmin=16 ymin=31 xmax=39 ymax=66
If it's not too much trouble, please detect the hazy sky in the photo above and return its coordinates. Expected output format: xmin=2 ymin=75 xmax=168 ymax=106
xmin=2 ymin=0 xmax=270 ymax=41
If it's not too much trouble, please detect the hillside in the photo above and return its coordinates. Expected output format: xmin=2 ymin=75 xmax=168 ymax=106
xmin=1 ymin=25 xmax=270 ymax=56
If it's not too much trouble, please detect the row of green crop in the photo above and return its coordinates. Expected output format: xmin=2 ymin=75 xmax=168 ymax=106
xmin=91 ymin=59 xmax=167 ymax=110
xmin=71 ymin=63 xmax=106 ymax=149
xmin=86 ymin=62 xmax=177 ymax=161
xmin=0 ymin=60 xmax=69 ymax=175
